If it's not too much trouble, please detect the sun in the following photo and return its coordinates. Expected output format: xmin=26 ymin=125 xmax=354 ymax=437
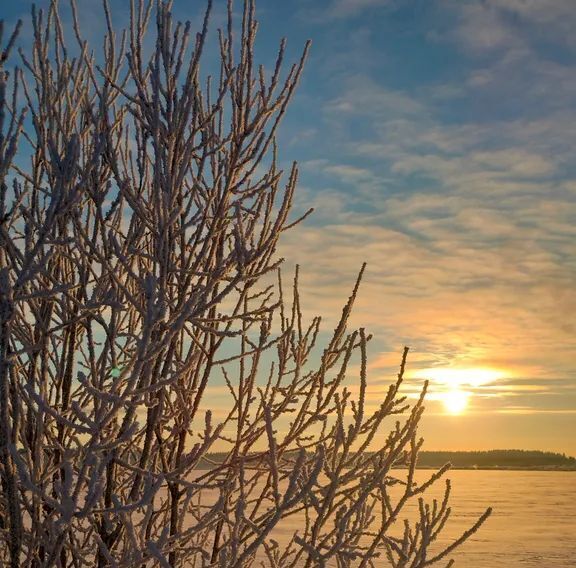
xmin=411 ymin=366 xmax=506 ymax=415
xmin=442 ymin=389 xmax=469 ymax=415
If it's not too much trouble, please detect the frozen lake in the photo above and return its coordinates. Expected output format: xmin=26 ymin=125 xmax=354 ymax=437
xmin=427 ymin=469 xmax=576 ymax=567
xmin=250 ymin=469 xmax=576 ymax=567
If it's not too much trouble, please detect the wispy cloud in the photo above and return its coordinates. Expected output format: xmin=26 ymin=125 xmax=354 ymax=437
xmin=301 ymin=0 xmax=390 ymax=21
xmin=450 ymin=2 xmax=521 ymax=54
xmin=279 ymin=14 xmax=576 ymax=447
xmin=439 ymin=0 xmax=576 ymax=53
xmin=331 ymin=0 xmax=389 ymax=18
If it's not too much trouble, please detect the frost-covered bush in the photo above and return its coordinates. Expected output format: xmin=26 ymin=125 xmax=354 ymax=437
xmin=0 ymin=2 xmax=490 ymax=566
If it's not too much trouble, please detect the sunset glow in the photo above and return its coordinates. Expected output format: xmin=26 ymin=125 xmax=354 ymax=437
xmin=409 ymin=367 xmax=506 ymax=416
xmin=419 ymin=367 xmax=505 ymax=388
xmin=442 ymin=389 xmax=470 ymax=415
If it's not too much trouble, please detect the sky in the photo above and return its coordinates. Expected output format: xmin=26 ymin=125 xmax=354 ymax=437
xmin=2 ymin=0 xmax=575 ymax=455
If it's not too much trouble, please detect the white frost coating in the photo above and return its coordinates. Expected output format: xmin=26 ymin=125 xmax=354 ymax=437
xmin=0 ymin=2 xmax=490 ymax=566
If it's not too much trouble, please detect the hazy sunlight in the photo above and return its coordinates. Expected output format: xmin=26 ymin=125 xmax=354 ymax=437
xmin=414 ymin=367 xmax=506 ymax=415
xmin=421 ymin=367 xmax=505 ymax=387
xmin=442 ymin=389 xmax=470 ymax=415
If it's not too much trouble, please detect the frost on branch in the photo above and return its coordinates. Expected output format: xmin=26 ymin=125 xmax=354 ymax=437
xmin=0 ymin=2 xmax=490 ymax=566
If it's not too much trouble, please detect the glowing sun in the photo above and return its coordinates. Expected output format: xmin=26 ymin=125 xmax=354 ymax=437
xmin=442 ymin=389 xmax=469 ymax=415
xmin=414 ymin=366 xmax=507 ymax=415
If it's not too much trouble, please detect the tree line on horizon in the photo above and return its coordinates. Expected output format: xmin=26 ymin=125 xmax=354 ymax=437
xmin=416 ymin=449 xmax=576 ymax=468
xmin=197 ymin=449 xmax=575 ymax=469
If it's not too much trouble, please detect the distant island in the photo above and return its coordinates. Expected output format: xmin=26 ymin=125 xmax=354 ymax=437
xmin=416 ymin=450 xmax=576 ymax=471
xmin=196 ymin=449 xmax=576 ymax=471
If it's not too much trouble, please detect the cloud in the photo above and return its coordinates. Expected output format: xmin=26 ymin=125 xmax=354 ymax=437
xmin=328 ymin=0 xmax=389 ymax=18
xmin=495 ymin=408 xmax=576 ymax=415
xmin=451 ymin=2 xmax=521 ymax=54
xmin=439 ymin=0 xmax=576 ymax=54
xmin=324 ymin=77 xmax=425 ymax=118
xmin=300 ymin=0 xmax=390 ymax=21
xmin=279 ymin=43 xmax=576 ymax=428
xmin=489 ymin=0 xmax=576 ymax=47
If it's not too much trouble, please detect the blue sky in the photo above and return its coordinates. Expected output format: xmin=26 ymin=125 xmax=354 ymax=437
xmin=2 ymin=0 xmax=575 ymax=454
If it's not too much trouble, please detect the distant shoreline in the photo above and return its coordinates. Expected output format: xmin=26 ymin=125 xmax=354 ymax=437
xmin=197 ymin=449 xmax=576 ymax=471
xmin=413 ymin=449 xmax=576 ymax=470
xmin=400 ymin=465 xmax=576 ymax=472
